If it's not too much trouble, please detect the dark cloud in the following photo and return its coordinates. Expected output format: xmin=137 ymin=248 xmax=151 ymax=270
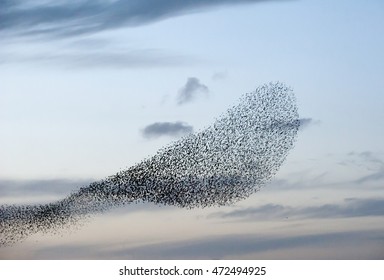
xmin=1 ymin=0 xmax=283 ymax=39
xmin=209 ymin=198 xmax=384 ymax=220
xmin=177 ymin=77 xmax=209 ymax=105
xmin=142 ymin=121 xmax=193 ymax=139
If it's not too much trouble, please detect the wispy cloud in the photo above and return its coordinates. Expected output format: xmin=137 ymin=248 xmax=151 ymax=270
xmin=1 ymin=0 xmax=281 ymax=39
xmin=299 ymin=118 xmax=320 ymax=130
xmin=212 ymin=71 xmax=228 ymax=81
xmin=0 ymin=49 xmax=189 ymax=69
xmin=111 ymin=230 xmax=384 ymax=259
xmin=0 ymin=179 xmax=91 ymax=197
xmin=351 ymin=151 xmax=384 ymax=169
xmin=342 ymin=151 xmax=384 ymax=184
xmin=30 ymin=230 xmax=382 ymax=259
xmin=209 ymin=198 xmax=384 ymax=220
xmin=142 ymin=121 xmax=193 ymax=139
xmin=177 ymin=77 xmax=209 ymax=105
xmin=0 ymin=179 xmax=93 ymax=205
xmin=355 ymin=171 xmax=384 ymax=184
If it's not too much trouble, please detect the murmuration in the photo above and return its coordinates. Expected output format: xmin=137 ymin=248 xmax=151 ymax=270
xmin=0 ymin=82 xmax=300 ymax=246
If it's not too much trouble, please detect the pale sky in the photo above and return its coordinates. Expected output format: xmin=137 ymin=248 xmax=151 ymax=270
xmin=1 ymin=0 xmax=384 ymax=259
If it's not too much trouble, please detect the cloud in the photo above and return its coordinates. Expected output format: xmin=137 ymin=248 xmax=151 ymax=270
xmin=0 ymin=179 xmax=94 ymax=205
xmin=351 ymin=151 xmax=384 ymax=169
xmin=0 ymin=49 xmax=189 ymax=69
xmin=343 ymin=151 xmax=384 ymax=184
xmin=0 ymin=179 xmax=91 ymax=197
xmin=5 ymin=230 xmax=382 ymax=259
xmin=177 ymin=77 xmax=209 ymax=105
xmin=0 ymin=36 xmax=190 ymax=68
xmin=142 ymin=121 xmax=193 ymax=139
xmin=299 ymin=118 xmax=320 ymax=130
xmin=209 ymin=198 xmax=384 ymax=220
xmin=355 ymin=171 xmax=384 ymax=184
xmin=112 ymin=230 xmax=384 ymax=259
xmin=1 ymin=0 xmax=282 ymax=39
xmin=212 ymin=71 xmax=228 ymax=81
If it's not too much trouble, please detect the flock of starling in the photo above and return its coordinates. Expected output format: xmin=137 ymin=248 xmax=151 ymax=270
xmin=0 ymin=82 xmax=300 ymax=246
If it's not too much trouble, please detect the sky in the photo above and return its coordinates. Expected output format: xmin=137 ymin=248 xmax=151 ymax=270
xmin=1 ymin=0 xmax=384 ymax=259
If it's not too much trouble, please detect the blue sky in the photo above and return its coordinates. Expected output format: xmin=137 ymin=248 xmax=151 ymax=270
xmin=1 ymin=0 xmax=384 ymax=259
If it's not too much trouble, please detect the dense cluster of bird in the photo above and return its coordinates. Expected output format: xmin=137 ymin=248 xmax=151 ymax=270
xmin=0 ymin=82 xmax=300 ymax=246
